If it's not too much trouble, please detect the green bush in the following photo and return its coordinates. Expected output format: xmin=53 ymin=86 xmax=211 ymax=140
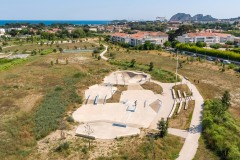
xmin=0 ymin=58 xmax=27 ymax=71
xmin=33 ymin=91 xmax=68 ymax=139
xmin=108 ymin=60 xmax=179 ymax=83
xmin=40 ymin=48 xmax=53 ymax=55
xmin=55 ymin=142 xmax=70 ymax=152
xmin=176 ymin=43 xmax=240 ymax=62
xmin=202 ymin=99 xmax=240 ymax=159
xmin=66 ymin=116 xmax=74 ymax=123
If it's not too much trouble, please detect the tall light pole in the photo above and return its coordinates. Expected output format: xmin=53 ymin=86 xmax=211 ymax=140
xmin=175 ymin=50 xmax=179 ymax=86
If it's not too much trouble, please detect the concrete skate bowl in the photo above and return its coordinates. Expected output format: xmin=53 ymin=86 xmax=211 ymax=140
xmin=104 ymin=71 xmax=150 ymax=85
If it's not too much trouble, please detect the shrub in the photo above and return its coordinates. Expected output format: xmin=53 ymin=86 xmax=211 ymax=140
xmin=55 ymin=142 xmax=70 ymax=152
xmin=66 ymin=116 xmax=74 ymax=123
xmin=202 ymin=98 xmax=240 ymax=160
xmin=40 ymin=49 xmax=53 ymax=55
xmin=176 ymin=43 xmax=240 ymax=62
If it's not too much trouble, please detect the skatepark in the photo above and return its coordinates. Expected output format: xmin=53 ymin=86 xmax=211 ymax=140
xmin=73 ymin=70 xmax=188 ymax=139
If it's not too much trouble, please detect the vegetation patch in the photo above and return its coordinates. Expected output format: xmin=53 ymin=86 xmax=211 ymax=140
xmin=108 ymin=59 xmax=179 ymax=83
xmin=202 ymin=94 xmax=240 ymax=159
xmin=40 ymin=48 xmax=53 ymax=55
xmin=97 ymin=134 xmax=183 ymax=160
xmin=0 ymin=58 xmax=27 ymax=71
xmin=173 ymin=84 xmax=192 ymax=96
xmin=169 ymin=100 xmax=195 ymax=130
xmin=176 ymin=43 xmax=240 ymax=62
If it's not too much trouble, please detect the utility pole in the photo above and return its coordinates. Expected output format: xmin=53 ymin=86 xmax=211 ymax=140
xmin=175 ymin=50 xmax=179 ymax=86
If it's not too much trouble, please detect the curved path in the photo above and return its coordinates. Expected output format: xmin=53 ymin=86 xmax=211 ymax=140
xmin=100 ymin=45 xmax=108 ymax=60
xmin=176 ymin=78 xmax=204 ymax=160
xmin=100 ymin=45 xmax=204 ymax=160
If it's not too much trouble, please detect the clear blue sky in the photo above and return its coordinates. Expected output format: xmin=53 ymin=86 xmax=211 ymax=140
xmin=0 ymin=0 xmax=239 ymax=20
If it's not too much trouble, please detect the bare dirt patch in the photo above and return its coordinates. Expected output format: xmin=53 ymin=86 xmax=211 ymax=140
xmin=173 ymin=84 xmax=191 ymax=96
xmin=106 ymin=85 xmax=128 ymax=103
xmin=169 ymin=100 xmax=195 ymax=130
xmin=141 ymin=81 xmax=163 ymax=94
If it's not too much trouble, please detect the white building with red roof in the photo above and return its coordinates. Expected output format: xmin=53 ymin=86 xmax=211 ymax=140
xmin=177 ymin=32 xmax=235 ymax=44
xmin=111 ymin=31 xmax=168 ymax=46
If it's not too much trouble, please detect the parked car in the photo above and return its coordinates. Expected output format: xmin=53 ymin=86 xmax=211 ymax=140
xmin=223 ymin=60 xmax=231 ymax=64
xmin=206 ymin=56 xmax=214 ymax=61
xmin=192 ymin=53 xmax=197 ymax=57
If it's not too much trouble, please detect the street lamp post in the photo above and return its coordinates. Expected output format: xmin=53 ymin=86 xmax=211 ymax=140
xmin=175 ymin=50 xmax=179 ymax=86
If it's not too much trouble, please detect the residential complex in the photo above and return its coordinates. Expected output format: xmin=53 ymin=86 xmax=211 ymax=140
xmin=111 ymin=31 xmax=168 ymax=46
xmin=177 ymin=32 xmax=235 ymax=44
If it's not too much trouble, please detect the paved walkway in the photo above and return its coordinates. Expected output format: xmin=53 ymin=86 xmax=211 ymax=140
xmin=168 ymin=128 xmax=189 ymax=139
xmin=100 ymin=45 xmax=108 ymax=60
xmin=176 ymin=78 xmax=204 ymax=160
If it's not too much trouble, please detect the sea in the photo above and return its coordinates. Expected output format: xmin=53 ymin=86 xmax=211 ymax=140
xmin=0 ymin=20 xmax=111 ymax=26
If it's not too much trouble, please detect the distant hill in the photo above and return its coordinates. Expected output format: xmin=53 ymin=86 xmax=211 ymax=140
xmin=170 ymin=13 xmax=216 ymax=22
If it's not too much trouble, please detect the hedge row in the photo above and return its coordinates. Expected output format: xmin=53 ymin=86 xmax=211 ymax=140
xmin=176 ymin=43 xmax=240 ymax=62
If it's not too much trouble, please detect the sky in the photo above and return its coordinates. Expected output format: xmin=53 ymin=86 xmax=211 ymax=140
xmin=0 ymin=0 xmax=239 ymax=20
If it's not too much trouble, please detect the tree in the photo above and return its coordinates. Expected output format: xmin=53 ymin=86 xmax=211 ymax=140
xmin=130 ymin=59 xmax=136 ymax=67
xmin=0 ymin=46 xmax=2 ymax=52
xmin=208 ymin=99 xmax=226 ymax=118
xmin=196 ymin=42 xmax=207 ymax=48
xmin=163 ymin=41 xmax=171 ymax=48
xmin=157 ymin=118 xmax=168 ymax=138
xmin=59 ymin=48 xmax=63 ymax=53
xmin=71 ymin=28 xmax=86 ymax=38
xmin=84 ymin=123 xmax=94 ymax=150
xmin=149 ymin=62 xmax=154 ymax=71
xmin=221 ymin=91 xmax=231 ymax=109
xmin=168 ymin=25 xmax=194 ymax=42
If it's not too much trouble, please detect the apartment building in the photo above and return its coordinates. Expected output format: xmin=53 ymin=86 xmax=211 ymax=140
xmin=111 ymin=31 xmax=168 ymax=46
xmin=177 ymin=32 xmax=235 ymax=44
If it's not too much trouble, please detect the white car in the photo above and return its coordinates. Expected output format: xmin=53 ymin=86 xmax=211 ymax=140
xmin=223 ymin=60 xmax=231 ymax=64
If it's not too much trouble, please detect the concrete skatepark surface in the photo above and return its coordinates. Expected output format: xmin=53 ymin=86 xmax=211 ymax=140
xmin=85 ymin=84 xmax=117 ymax=100
xmin=104 ymin=71 xmax=150 ymax=85
xmin=76 ymin=122 xmax=140 ymax=140
xmin=73 ymin=71 xmax=163 ymax=139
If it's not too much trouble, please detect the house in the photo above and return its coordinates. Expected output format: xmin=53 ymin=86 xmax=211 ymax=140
xmin=0 ymin=28 xmax=5 ymax=36
xmin=111 ymin=31 xmax=168 ymax=46
xmin=89 ymin=27 xmax=98 ymax=32
xmin=6 ymin=28 xmax=22 ymax=32
xmin=105 ymin=26 xmax=114 ymax=32
xmin=177 ymin=32 xmax=235 ymax=44
xmin=165 ymin=26 xmax=179 ymax=32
